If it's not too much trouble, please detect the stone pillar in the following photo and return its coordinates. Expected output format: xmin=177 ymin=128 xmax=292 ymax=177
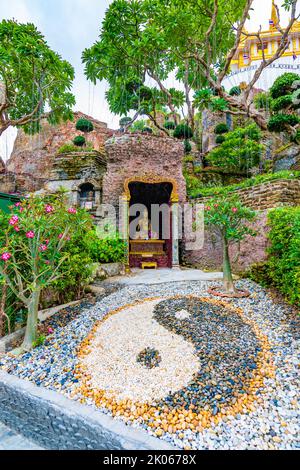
xmin=119 ymin=194 xmax=130 ymax=273
xmin=171 ymin=200 xmax=180 ymax=269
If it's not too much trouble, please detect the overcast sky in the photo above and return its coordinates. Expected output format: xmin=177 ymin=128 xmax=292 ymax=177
xmin=0 ymin=0 xmax=295 ymax=161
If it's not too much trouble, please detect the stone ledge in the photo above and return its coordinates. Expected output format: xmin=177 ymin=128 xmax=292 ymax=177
xmin=0 ymin=300 xmax=81 ymax=354
xmin=0 ymin=371 xmax=175 ymax=450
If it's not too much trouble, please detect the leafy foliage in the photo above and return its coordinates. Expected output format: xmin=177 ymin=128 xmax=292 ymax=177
xmin=0 ymin=193 xmax=92 ymax=349
xmin=173 ymin=123 xmax=193 ymax=140
xmin=73 ymin=135 xmax=86 ymax=147
xmin=215 ymin=135 xmax=226 ymax=144
xmin=82 ymin=0 xmax=248 ymax=134
xmin=164 ymin=120 xmax=176 ymax=130
xmin=119 ymin=116 xmax=132 ymax=127
xmin=229 ymin=86 xmax=241 ymax=96
xmin=254 ymin=92 xmax=272 ymax=111
xmin=0 ymin=20 xmax=75 ymax=135
xmin=268 ymin=113 xmax=299 ymax=132
xmin=207 ymin=124 xmax=263 ymax=172
xmin=214 ymin=123 xmax=229 ymax=135
xmin=184 ymin=139 xmax=192 ymax=154
xmin=204 ymin=195 xmax=256 ymax=292
xmin=187 ymin=170 xmax=300 ymax=198
xmin=57 ymin=143 xmax=93 ymax=154
xmin=76 ymin=118 xmax=94 ymax=133
xmin=267 ymin=73 xmax=300 ymax=138
xmin=204 ymin=195 xmax=256 ymax=243
xmin=250 ymin=207 xmax=300 ymax=306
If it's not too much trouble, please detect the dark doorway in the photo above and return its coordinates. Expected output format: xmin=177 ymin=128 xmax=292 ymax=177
xmin=128 ymin=182 xmax=173 ymax=268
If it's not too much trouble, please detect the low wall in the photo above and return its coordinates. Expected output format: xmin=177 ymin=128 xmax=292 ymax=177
xmin=192 ymin=178 xmax=300 ymax=210
xmin=0 ymin=371 xmax=174 ymax=450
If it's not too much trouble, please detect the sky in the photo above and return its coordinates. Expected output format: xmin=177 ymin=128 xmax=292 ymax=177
xmin=0 ymin=0 xmax=296 ymax=161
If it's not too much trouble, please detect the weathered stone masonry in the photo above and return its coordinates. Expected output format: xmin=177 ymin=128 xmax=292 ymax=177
xmin=0 ymin=371 xmax=174 ymax=450
xmin=183 ymin=179 xmax=300 ymax=272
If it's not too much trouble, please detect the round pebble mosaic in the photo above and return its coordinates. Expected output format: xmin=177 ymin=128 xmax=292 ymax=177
xmin=76 ymin=295 xmax=274 ymax=436
xmin=0 ymin=280 xmax=299 ymax=450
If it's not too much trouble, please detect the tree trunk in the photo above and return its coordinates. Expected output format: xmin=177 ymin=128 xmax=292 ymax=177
xmin=222 ymin=238 xmax=236 ymax=293
xmin=22 ymin=289 xmax=41 ymax=351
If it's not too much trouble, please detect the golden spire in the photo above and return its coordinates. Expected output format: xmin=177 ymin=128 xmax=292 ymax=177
xmin=270 ymin=1 xmax=279 ymax=30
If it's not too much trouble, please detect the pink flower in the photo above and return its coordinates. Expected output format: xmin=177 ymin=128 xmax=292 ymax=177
xmin=214 ymin=204 xmax=219 ymax=208
xmin=19 ymin=207 xmax=24 ymax=213
xmin=15 ymin=202 xmax=21 ymax=208
xmin=45 ymin=204 xmax=54 ymax=214
xmin=205 ymin=206 xmax=211 ymax=211
xmin=26 ymin=231 xmax=35 ymax=239
xmin=66 ymin=236 xmax=71 ymax=241
xmin=58 ymin=233 xmax=63 ymax=239
xmin=68 ymin=207 xmax=77 ymax=214
xmin=47 ymin=327 xmax=54 ymax=335
xmin=9 ymin=215 xmax=19 ymax=226
xmin=45 ymin=260 xmax=51 ymax=265
xmin=1 ymin=252 xmax=11 ymax=261
xmin=232 ymin=207 xmax=238 ymax=213
xmin=39 ymin=244 xmax=48 ymax=252
xmin=45 ymin=239 xmax=50 ymax=245
xmin=14 ymin=225 xmax=20 ymax=232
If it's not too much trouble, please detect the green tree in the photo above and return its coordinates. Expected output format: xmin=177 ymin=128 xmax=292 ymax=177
xmin=0 ymin=20 xmax=75 ymax=136
xmin=82 ymin=0 xmax=298 ymax=135
xmin=204 ymin=196 xmax=256 ymax=293
xmin=207 ymin=124 xmax=263 ymax=172
xmin=267 ymin=73 xmax=300 ymax=141
xmin=0 ymin=194 xmax=92 ymax=351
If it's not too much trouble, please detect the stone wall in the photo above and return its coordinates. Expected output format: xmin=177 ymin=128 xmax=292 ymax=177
xmin=192 ymin=178 xmax=300 ymax=210
xmin=183 ymin=179 xmax=300 ymax=272
xmin=103 ymin=133 xmax=186 ymax=206
xmin=183 ymin=211 xmax=269 ymax=273
xmin=0 ymin=371 xmax=174 ymax=450
xmin=4 ymin=112 xmax=113 ymax=193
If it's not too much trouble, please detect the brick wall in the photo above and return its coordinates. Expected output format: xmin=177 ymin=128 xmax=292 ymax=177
xmin=103 ymin=134 xmax=186 ymax=206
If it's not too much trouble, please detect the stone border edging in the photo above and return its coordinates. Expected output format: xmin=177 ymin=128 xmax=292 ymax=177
xmin=0 ymin=371 xmax=175 ymax=450
xmin=0 ymin=300 xmax=81 ymax=353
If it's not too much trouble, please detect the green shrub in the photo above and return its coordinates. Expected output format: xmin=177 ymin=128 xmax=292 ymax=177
xmin=229 ymin=86 xmax=241 ymax=96
xmin=271 ymin=95 xmax=293 ymax=112
xmin=76 ymin=118 xmax=94 ymax=133
xmin=84 ymin=229 xmax=125 ymax=263
xmin=254 ymin=92 xmax=272 ymax=110
xmin=187 ymin=170 xmax=300 ymax=198
xmin=268 ymin=113 xmax=299 ymax=132
xmin=270 ymin=73 xmax=300 ymax=99
xmin=253 ymin=208 xmax=300 ymax=306
xmin=164 ymin=120 xmax=176 ymax=130
xmin=215 ymin=135 xmax=225 ymax=144
xmin=73 ymin=135 xmax=86 ymax=147
xmin=173 ymin=123 xmax=193 ymax=139
xmin=214 ymin=123 xmax=229 ymax=135
xmin=184 ymin=139 xmax=192 ymax=154
xmin=119 ymin=116 xmax=132 ymax=127
xmin=142 ymin=127 xmax=153 ymax=134
xmin=208 ymin=124 xmax=263 ymax=172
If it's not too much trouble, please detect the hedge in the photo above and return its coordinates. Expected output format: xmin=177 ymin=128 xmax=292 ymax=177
xmin=250 ymin=207 xmax=300 ymax=306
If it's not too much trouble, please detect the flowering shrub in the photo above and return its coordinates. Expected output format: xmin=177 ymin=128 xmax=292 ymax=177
xmin=204 ymin=196 xmax=256 ymax=293
xmin=0 ymin=193 xmax=93 ymax=350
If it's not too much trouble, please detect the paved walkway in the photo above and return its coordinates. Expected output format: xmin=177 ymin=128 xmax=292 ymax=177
xmin=0 ymin=422 xmax=42 ymax=450
xmin=105 ymin=268 xmax=223 ymax=286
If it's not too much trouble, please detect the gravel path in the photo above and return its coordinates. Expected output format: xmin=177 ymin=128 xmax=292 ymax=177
xmin=0 ymin=279 xmax=299 ymax=450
